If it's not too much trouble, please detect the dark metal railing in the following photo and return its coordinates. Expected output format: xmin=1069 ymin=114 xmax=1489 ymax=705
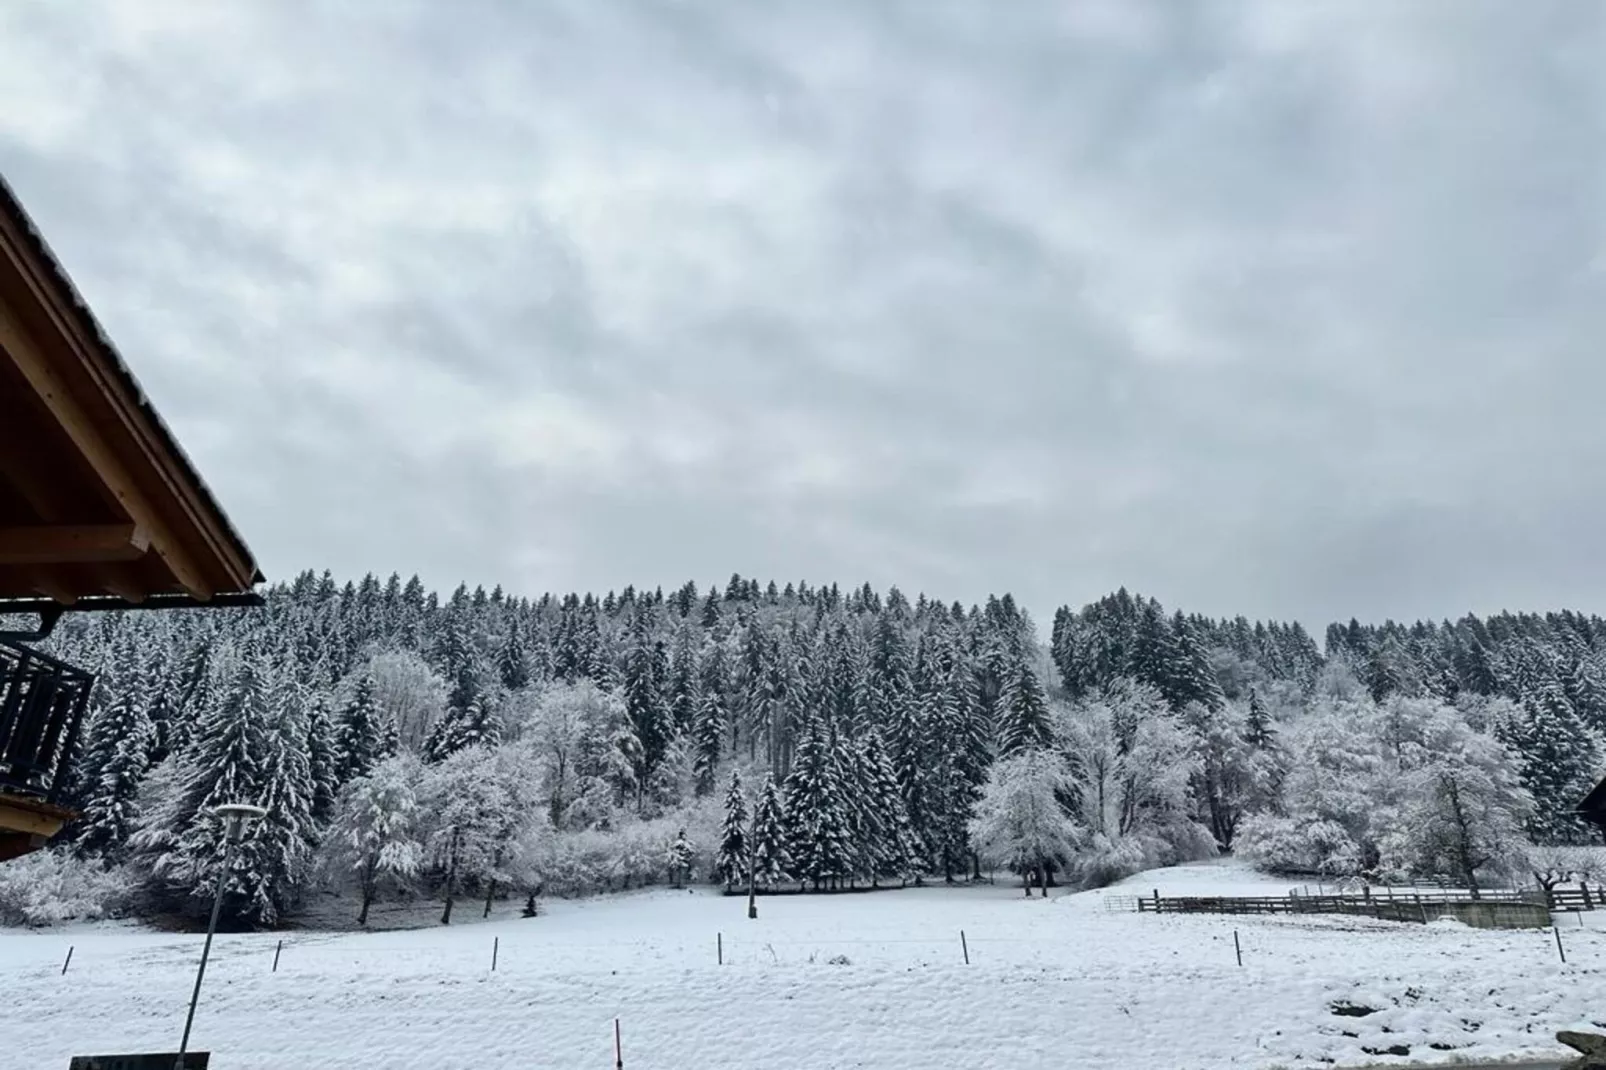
xmin=0 ymin=639 xmax=93 ymax=804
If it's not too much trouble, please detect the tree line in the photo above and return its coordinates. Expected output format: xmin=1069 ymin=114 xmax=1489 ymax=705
xmin=28 ymin=574 xmax=1605 ymax=927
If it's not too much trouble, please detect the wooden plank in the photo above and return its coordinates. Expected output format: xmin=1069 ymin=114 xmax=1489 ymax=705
xmin=0 ymin=305 xmax=213 ymax=599
xmin=0 ymin=796 xmax=70 ymax=838
xmin=0 ymin=523 xmax=149 ymax=565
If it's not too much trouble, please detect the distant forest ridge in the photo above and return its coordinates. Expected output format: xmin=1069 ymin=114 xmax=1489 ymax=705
xmin=23 ymin=569 xmax=1605 ymax=929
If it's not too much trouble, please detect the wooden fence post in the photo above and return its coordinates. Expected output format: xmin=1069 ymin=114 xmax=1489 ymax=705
xmin=492 ymin=936 xmax=499 ymax=972
xmin=615 ymin=1017 xmax=624 ymax=1069
xmin=717 ymin=932 xmax=723 ymax=965
xmin=60 ymin=946 xmax=73 ymax=976
xmin=272 ymin=939 xmax=283 ymax=973
xmin=1233 ymin=930 xmax=1242 ymax=967
xmin=1555 ymin=926 xmax=1567 ymax=964
xmin=960 ymin=930 xmax=970 ymax=965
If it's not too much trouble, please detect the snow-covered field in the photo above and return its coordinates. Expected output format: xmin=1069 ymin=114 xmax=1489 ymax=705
xmin=3 ymin=860 xmax=1602 ymax=1070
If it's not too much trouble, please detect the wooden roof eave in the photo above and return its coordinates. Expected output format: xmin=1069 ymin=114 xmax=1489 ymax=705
xmin=0 ymin=174 xmax=263 ymax=604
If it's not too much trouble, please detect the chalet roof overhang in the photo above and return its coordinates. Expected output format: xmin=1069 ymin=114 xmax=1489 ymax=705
xmin=0 ymin=174 xmax=263 ymax=615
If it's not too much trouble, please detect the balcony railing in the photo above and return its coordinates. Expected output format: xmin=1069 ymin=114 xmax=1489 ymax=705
xmin=0 ymin=639 xmax=93 ymax=805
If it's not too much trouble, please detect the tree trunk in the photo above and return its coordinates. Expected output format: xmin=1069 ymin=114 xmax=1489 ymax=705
xmin=440 ymin=830 xmax=461 ymax=925
xmin=358 ymin=863 xmax=375 ymax=927
xmin=483 ymin=877 xmax=497 ymax=919
xmin=1444 ymin=776 xmax=1481 ymax=900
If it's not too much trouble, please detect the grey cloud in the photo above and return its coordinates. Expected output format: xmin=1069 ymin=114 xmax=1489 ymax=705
xmin=2 ymin=0 xmax=1604 ymax=630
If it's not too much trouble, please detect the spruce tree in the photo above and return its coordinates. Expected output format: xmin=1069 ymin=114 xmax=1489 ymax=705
xmin=307 ymin=692 xmax=340 ymax=820
xmin=691 ymin=686 xmax=726 ymax=796
xmin=73 ymin=688 xmax=155 ymax=859
xmin=1245 ymin=687 xmax=1275 ymax=750
xmin=1507 ymin=681 xmax=1603 ymax=842
xmin=425 ymin=695 xmax=500 ymax=761
xmin=667 ymin=629 xmax=701 ymax=737
xmin=1566 ymin=658 xmax=1606 ymax=735
xmin=167 ymin=639 xmax=216 ymax=757
xmin=751 ymin=776 xmax=790 ymax=888
xmin=783 ymin=716 xmax=854 ymax=889
xmin=995 ymin=657 xmax=1051 ymax=756
xmin=621 ymin=616 xmax=670 ymax=802
xmin=1171 ymin=614 xmax=1227 ymax=712
xmin=334 ymin=674 xmax=387 ymax=781
xmin=140 ymin=659 xmax=274 ymax=925
xmin=498 ymin=624 xmax=530 ymax=691
xmin=861 ymin=730 xmax=921 ymax=883
xmin=1130 ymin=601 xmax=1181 ymax=700
xmin=666 ymin=827 xmax=695 ymax=888
xmin=716 ymin=771 xmax=749 ymax=888
xmin=240 ymin=673 xmax=318 ymax=925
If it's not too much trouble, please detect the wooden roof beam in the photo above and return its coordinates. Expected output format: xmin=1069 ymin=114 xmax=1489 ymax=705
xmin=0 ymin=523 xmax=150 ymax=565
xmin=0 ymin=304 xmax=215 ymax=600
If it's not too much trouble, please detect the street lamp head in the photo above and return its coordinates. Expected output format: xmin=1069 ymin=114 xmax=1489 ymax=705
xmin=213 ymin=802 xmax=267 ymax=843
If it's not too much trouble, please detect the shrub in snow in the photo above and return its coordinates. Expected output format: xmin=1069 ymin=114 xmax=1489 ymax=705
xmin=1236 ymin=815 xmax=1363 ymax=877
xmin=0 ymin=850 xmax=126 ymax=927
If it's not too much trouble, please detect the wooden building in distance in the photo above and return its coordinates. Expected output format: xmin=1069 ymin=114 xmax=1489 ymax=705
xmin=1581 ymin=775 xmax=1606 ymax=845
xmin=0 ymin=174 xmax=263 ymax=860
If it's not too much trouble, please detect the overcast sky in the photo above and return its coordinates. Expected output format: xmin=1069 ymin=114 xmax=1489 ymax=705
xmin=3 ymin=1 xmax=1604 ymax=630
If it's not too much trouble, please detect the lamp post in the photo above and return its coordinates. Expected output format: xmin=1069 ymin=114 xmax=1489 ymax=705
xmin=175 ymin=803 xmax=266 ymax=1070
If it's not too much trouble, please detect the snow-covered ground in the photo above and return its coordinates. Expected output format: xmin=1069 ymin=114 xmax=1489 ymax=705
xmin=3 ymin=860 xmax=1602 ymax=1070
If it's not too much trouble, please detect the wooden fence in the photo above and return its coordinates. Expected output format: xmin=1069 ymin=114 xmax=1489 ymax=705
xmin=1126 ymin=882 xmax=1603 ymax=927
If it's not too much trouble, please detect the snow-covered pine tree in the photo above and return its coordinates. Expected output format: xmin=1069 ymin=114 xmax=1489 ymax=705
xmin=665 ymin=827 xmax=695 ymax=888
xmin=716 ymin=771 xmax=748 ymax=889
xmin=333 ymin=674 xmax=388 ymax=782
xmin=237 ymin=668 xmax=318 ymax=926
xmin=1505 ymin=680 xmax=1603 ymax=843
xmin=751 ymin=775 xmax=790 ymax=889
xmin=165 ymin=639 xmax=216 ymax=758
xmin=425 ymin=693 xmax=500 ymax=762
xmin=1245 ymin=687 xmax=1275 ymax=749
xmin=995 ymin=656 xmax=1051 ymax=756
xmin=1171 ymin=614 xmax=1227 ymax=713
xmin=1565 ymin=656 xmax=1606 ymax=735
xmin=140 ymin=651 xmax=179 ymax=767
xmin=498 ymin=623 xmax=530 ymax=691
xmin=73 ymin=686 xmax=155 ymax=860
xmin=136 ymin=658 xmax=273 ymax=925
xmin=307 ymin=692 xmax=339 ymax=820
xmin=1130 ymin=600 xmax=1181 ymax=702
xmin=691 ymin=684 xmax=727 ymax=797
xmin=861 ymin=730 xmax=921 ymax=884
xmin=783 ymin=715 xmax=854 ymax=890
xmin=838 ymin=734 xmax=873 ymax=884
xmin=667 ymin=627 xmax=700 ymax=737
xmin=621 ymin=613 xmax=670 ymax=806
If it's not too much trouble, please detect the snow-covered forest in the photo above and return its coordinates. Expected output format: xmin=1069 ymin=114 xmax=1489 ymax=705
xmin=9 ymin=575 xmax=1605 ymax=929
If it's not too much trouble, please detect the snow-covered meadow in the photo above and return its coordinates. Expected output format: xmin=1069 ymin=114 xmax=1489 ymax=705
xmin=3 ymin=861 xmax=1602 ymax=1070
